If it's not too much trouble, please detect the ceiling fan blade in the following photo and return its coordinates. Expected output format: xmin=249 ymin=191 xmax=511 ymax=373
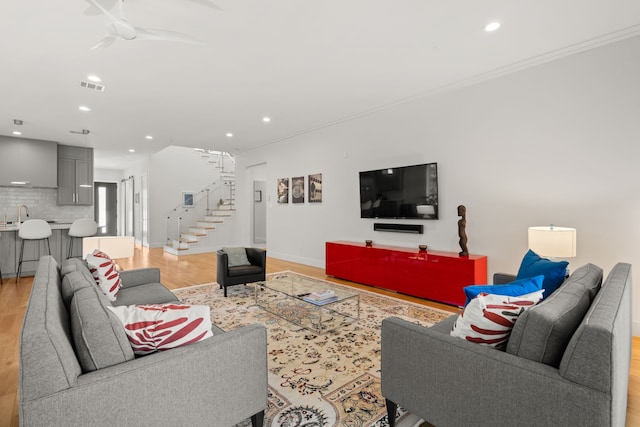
xmin=90 ymin=36 xmax=118 ymax=50
xmin=134 ymin=27 xmax=206 ymax=46
xmin=83 ymin=0 xmax=117 ymax=16
xmin=186 ymin=0 xmax=223 ymax=11
xmin=85 ymin=0 xmax=123 ymax=25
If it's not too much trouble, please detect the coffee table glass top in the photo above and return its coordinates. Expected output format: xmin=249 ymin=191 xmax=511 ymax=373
xmin=255 ymin=272 xmax=360 ymax=334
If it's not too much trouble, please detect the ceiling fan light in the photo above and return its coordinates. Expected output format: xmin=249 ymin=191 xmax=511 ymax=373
xmin=485 ymin=22 xmax=501 ymax=32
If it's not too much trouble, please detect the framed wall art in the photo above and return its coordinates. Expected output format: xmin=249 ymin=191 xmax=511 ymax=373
xmin=308 ymin=173 xmax=322 ymax=203
xmin=277 ymin=178 xmax=289 ymax=203
xmin=182 ymin=192 xmax=195 ymax=207
xmin=291 ymin=176 xmax=304 ymax=203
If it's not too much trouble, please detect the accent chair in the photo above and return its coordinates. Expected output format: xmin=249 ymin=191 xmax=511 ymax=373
xmin=216 ymin=247 xmax=266 ymax=297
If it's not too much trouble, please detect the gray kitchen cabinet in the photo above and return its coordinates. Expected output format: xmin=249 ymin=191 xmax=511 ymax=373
xmin=0 ymin=230 xmax=16 ymax=280
xmin=57 ymin=145 xmax=93 ymax=205
xmin=0 ymin=136 xmax=57 ymax=187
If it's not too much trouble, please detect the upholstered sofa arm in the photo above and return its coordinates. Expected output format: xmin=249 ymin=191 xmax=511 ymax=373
xmin=118 ymin=268 xmax=161 ymax=288
xmin=493 ymin=272 xmax=516 ymax=284
xmin=380 ymin=317 xmax=610 ymax=426
xmin=20 ymin=323 xmax=268 ymax=426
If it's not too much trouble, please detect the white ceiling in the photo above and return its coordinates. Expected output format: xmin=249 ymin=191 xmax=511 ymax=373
xmin=2 ymin=1 xmax=640 ymax=169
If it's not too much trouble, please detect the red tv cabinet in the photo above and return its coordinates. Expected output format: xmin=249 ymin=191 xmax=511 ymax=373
xmin=325 ymin=240 xmax=487 ymax=307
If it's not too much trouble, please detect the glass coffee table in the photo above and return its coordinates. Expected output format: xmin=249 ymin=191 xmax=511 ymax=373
xmin=255 ymin=272 xmax=360 ymax=334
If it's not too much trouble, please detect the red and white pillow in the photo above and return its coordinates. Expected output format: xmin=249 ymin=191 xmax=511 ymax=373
xmin=85 ymin=250 xmax=122 ymax=301
xmin=450 ymin=290 xmax=544 ymax=350
xmin=107 ymin=303 xmax=213 ymax=355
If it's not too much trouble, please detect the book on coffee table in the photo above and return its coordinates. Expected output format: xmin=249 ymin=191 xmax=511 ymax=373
xmin=308 ymin=290 xmax=336 ymax=301
xmin=303 ymin=295 xmax=339 ymax=306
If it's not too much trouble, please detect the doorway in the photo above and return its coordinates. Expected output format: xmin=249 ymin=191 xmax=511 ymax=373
xmin=94 ymin=182 xmax=117 ymax=236
xmin=253 ymin=180 xmax=266 ymax=244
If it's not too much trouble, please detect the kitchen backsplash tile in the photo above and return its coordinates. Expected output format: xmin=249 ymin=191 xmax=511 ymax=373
xmin=0 ymin=187 xmax=92 ymax=223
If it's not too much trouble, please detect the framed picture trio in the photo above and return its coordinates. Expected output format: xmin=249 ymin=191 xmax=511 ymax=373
xmin=277 ymin=173 xmax=322 ymax=204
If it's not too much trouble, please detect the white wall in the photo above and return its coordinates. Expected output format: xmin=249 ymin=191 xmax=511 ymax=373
xmin=94 ymin=168 xmax=123 ymax=183
xmin=235 ymin=35 xmax=640 ymax=335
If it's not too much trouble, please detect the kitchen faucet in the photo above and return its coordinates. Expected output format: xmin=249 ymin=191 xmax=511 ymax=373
xmin=17 ymin=204 xmax=29 ymax=224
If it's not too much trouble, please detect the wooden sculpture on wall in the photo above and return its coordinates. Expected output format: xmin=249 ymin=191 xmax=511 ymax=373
xmin=457 ymin=205 xmax=469 ymax=256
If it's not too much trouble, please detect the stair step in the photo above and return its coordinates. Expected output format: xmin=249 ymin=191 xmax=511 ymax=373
xmin=169 ymin=241 xmax=191 ymax=250
xmin=202 ymin=217 xmax=224 ymax=223
xmin=196 ymin=222 xmax=216 ymax=229
xmin=180 ymin=233 xmax=202 ymax=240
xmin=187 ymin=228 xmax=208 ymax=235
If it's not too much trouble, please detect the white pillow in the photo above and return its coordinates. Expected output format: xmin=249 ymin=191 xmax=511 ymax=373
xmin=107 ymin=303 xmax=213 ymax=355
xmin=450 ymin=290 xmax=544 ymax=350
xmin=85 ymin=250 xmax=122 ymax=301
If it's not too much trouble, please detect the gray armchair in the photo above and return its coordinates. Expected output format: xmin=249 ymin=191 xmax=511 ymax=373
xmin=216 ymin=247 xmax=266 ymax=297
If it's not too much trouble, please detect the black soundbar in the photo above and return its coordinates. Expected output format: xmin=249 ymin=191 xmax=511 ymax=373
xmin=373 ymin=223 xmax=424 ymax=234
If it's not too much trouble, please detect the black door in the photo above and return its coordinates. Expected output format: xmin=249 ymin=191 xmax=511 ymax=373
xmin=94 ymin=182 xmax=117 ymax=236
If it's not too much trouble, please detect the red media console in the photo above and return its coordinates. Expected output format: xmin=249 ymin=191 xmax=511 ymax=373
xmin=325 ymin=241 xmax=487 ymax=307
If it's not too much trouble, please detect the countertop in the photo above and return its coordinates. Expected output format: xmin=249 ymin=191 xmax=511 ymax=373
xmin=0 ymin=221 xmax=73 ymax=232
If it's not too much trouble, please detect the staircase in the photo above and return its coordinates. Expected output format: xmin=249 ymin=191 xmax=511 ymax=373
xmin=163 ymin=151 xmax=236 ymax=256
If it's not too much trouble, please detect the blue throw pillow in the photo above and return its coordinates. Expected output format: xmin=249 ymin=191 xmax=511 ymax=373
xmin=516 ymin=250 xmax=568 ymax=299
xmin=463 ymin=275 xmax=545 ymax=306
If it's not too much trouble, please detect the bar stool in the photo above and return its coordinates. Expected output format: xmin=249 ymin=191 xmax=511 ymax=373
xmin=67 ymin=218 xmax=98 ymax=259
xmin=16 ymin=219 xmax=52 ymax=282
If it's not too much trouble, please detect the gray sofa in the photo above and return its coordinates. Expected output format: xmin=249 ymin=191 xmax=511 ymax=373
xmin=20 ymin=256 xmax=268 ymax=427
xmin=381 ymin=262 xmax=632 ymax=427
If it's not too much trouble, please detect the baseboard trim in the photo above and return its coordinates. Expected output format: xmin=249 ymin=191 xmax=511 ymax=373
xmin=633 ymin=320 xmax=640 ymax=337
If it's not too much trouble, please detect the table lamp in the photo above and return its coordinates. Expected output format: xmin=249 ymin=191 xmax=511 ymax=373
xmin=528 ymin=225 xmax=577 ymax=258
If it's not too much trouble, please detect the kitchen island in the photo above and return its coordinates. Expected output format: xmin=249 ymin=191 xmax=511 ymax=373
xmin=0 ymin=222 xmax=78 ymax=280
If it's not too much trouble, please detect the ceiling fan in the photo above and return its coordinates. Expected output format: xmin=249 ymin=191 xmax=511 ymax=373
xmin=84 ymin=0 xmax=222 ymax=15
xmin=86 ymin=0 xmax=209 ymax=49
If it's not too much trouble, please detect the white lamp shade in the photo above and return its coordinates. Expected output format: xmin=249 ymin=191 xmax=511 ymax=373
xmin=528 ymin=226 xmax=577 ymax=258
xmin=82 ymin=236 xmax=135 ymax=259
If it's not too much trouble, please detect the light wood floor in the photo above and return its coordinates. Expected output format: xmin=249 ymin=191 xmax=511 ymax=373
xmin=0 ymin=247 xmax=638 ymax=426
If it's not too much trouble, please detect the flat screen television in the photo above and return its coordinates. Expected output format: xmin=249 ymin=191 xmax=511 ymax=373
xmin=359 ymin=162 xmax=438 ymax=219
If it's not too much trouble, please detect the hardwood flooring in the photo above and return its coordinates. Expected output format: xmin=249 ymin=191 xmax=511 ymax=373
xmin=0 ymin=246 xmax=638 ymax=426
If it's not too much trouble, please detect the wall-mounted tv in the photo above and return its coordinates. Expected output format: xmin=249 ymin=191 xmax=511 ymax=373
xmin=359 ymin=162 xmax=438 ymax=219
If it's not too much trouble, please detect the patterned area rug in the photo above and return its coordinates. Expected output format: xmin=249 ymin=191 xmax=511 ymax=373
xmin=173 ymin=271 xmax=452 ymax=427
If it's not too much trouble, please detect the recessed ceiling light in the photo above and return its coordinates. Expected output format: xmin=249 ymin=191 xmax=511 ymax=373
xmin=78 ymin=105 xmax=91 ymax=112
xmin=145 ymin=135 xmax=153 ymax=140
xmin=87 ymin=75 xmax=102 ymax=83
xmin=226 ymin=132 xmax=233 ymax=138
xmin=128 ymin=149 xmax=135 ymax=153
xmin=484 ymin=22 xmax=501 ymax=32
xmin=262 ymin=117 xmax=271 ymax=123
xmin=12 ymin=131 xmax=22 ymax=136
